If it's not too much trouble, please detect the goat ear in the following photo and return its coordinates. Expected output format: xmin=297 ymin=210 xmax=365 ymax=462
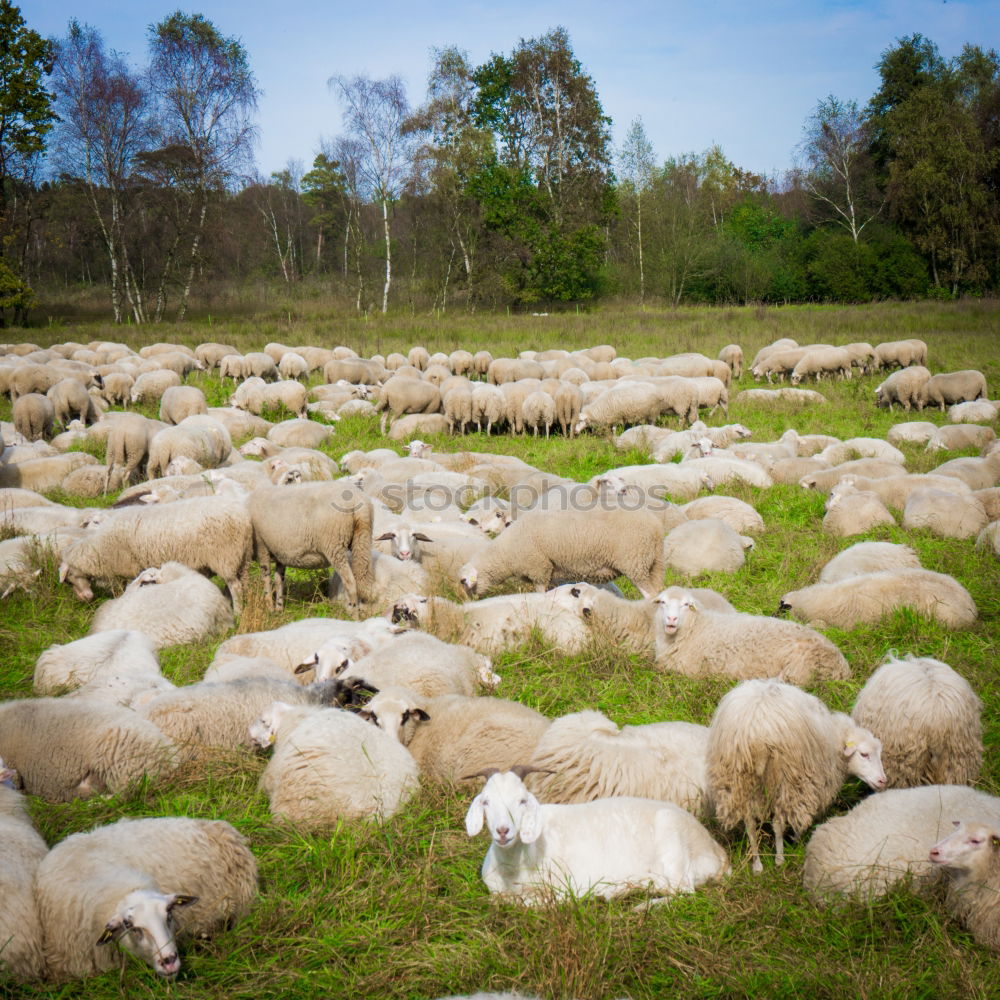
xmin=518 ymin=796 xmax=543 ymax=844
xmin=464 ymin=794 xmax=486 ymax=837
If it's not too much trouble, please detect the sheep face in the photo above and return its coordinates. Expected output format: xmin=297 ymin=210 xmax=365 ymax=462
xmin=247 ymin=700 xmax=295 ymax=748
xmin=98 ymin=889 xmax=198 ymax=977
xmin=464 ymin=508 xmax=511 ymax=537
xmin=465 ymin=771 xmax=542 ymax=847
xmin=360 ymin=689 xmax=430 ymax=744
xmin=376 ymin=526 xmax=431 ymax=562
xmin=929 ymin=821 xmax=1000 ymax=875
xmin=653 ymin=588 xmax=697 ymax=636
xmin=842 ymin=727 xmax=887 ymax=789
xmin=58 ymin=561 xmax=94 ymax=602
xmin=389 ymin=593 xmax=427 ymax=625
xmin=459 ymin=563 xmax=480 ymax=595
xmin=406 ymin=440 xmax=431 ymax=459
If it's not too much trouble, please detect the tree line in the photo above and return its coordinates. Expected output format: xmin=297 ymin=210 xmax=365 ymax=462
xmin=1 ymin=1 xmax=998 ymax=325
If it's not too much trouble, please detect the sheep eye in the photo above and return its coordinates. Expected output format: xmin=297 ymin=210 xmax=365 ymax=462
xmin=860 ymin=751 xmax=870 ymax=759
xmin=334 ymin=662 xmax=348 ymax=676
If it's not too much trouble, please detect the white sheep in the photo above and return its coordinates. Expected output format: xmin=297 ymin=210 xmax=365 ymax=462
xmin=12 ymin=392 xmax=55 ymax=441
xmin=33 ymin=629 xmax=163 ymax=696
xmin=359 ymin=687 xmax=550 ymax=782
xmin=977 ymin=520 xmax=1000 ymax=556
xmin=804 ymin=784 xmax=1000 ymax=899
xmin=948 ymin=399 xmax=998 ymax=424
xmin=653 ymin=587 xmax=849 ymax=685
xmin=145 ymin=415 xmax=233 ymax=478
xmin=902 ymin=487 xmax=988 ymax=539
xmin=926 ymin=423 xmax=995 ymax=451
xmin=266 ymin=418 xmax=333 ymax=449
xmin=818 ymin=541 xmax=922 ymax=583
xmin=874 ymin=366 xmax=931 ymax=411
xmin=831 ymin=472 xmax=973 ymax=511
xmin=459 ymin=507 xmax=665 ymax=599
xmin=929 ymin=818 xmax=1000 ymax=952
xmin=249 ymin=481 xmax=374 ymax=609
xmin=680 ymin=495 xmax=764 ymax=534
xmin=88 ymin=562 xmax=234 ymax=648
xmin=931 ymin=450 xmax=1000 ymax=490
xmin=923 ymin=370 xmax=988 ymax=411
xmin=822 ymin=480 xmax=896 ymax=536
xmin=521 ymin=390 xmax=556 ymax=437
xmin=297 ymin=629 xmax=494 ymax=696
xmin=443 ymin=384 xmax=474 ymax=434
xmin=0 ymin=766 xmax=48 ymax=980
xmin=662 ymin=518 xmax=754 ymax=575
xmin=526 ymin=709 xmax=711 ymax=817
xmin=465 ymin=768 xmax=729 ymax=903
xmin=35 ymin=816 xmax=257 ymax=980
xmin=0 ymin=697 xmax=177 ymax=802
xmin=718 ymin=344 xmax=744 ymax=379
xmin=248 ymin=701 xmax=418 ymax=826
xmin=201 ymin=655 xmax=290 ymax=684
xmin=600 ymin=462 xmax=712 ymax=502
xmin=59 ymin=494 xmax=253 ymax=614
xmin=707 ymin=679 xmax=886 ymax=873
xmin=778 ymin=568 xmax=978 ymax=630
xmin=887 ymin=420 xmax=939 ymax=445
xmin=851 ymin=653 xmax=982 ymax=787
xmin=158 ymin=385 xmax=207 ymax=425
xmin=875 ymin=339 xmax=928 ymax=369
xmin=129 ymin=368 xmax=182 ymax=405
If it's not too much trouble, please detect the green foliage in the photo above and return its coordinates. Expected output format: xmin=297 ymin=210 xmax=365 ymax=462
xmin=0 ymin=254 xmax=35 ymax=325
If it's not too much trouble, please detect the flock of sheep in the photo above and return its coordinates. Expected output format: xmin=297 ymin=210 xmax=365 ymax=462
xmin=0 ymin=329 xmax=997 ymax=991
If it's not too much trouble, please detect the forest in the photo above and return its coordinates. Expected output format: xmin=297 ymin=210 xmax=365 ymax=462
xmin=1 ymin=2 xmax=999 ymax=325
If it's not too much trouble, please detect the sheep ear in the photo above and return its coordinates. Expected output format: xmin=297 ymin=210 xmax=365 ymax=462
xmin=97 ymin=916 xmax=125 ymax=945
xmin=518 ymin=796 xmax=543 ymax=844
xmin=403 ymin=708 xmax=430 ymax=723
xmin=294 ymin=661 xmax=315 ymax=675
xmin=412 ymin=533 xmax=433 ymax=543
xmin=374 ymin=532 xmax=396 ymax=541
xmin=464 ymin=795 xmax=486 ymax=837
xmin=167 ymin=894 xmax=199 ymax=912
xmin=842 ymin=739 xmax=857 ymax=758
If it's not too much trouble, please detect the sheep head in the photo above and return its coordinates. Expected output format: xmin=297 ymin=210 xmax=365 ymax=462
xmin=930 ymin=820 xmax=1000 ymax=876
xmin=653 ymin=588 xmax=697 ymax=636
xmin=97 ymin=889 xmax=199 ymax=977
xmin=839 ymin=719 xmax=886 ymax=790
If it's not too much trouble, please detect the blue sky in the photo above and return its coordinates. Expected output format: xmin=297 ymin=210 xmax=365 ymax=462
xmin=28 ymin=0 xmax=1000 ymax=180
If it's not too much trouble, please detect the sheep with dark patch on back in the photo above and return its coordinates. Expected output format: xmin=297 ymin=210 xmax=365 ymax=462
xmin=707 ymin=678 xmax=886 ymax=873
xmin=851 ymin=653 xmax=982 ymax=788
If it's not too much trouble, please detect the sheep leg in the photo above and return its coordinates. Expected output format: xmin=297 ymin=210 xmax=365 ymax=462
xmin=333 ymin=557 xmax=358 ymax=608
xmin=773 ymin=819 xmax=785 ymax=867
xmin=745 ymin=815 xmax=763 ymax=874
xmin=228 ymin=574 xmax=244 ymax=617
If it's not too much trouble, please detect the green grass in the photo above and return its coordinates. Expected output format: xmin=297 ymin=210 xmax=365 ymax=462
xmin=1 ymin=299 xmax=999 ymax=999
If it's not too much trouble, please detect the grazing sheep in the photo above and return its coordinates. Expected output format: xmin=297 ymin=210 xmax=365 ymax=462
xmin=35 ymin=816 xmax=257 ymax=980
xmin=790 ymin=347 xmax=852 ymax=384
xmin=158 ymin=385 xmax=207 ymax=425
xmin=195 ymin=342 xmax=239 ymax=369
xmin=874 ymin=366 xmax=931 ymax=411
xmin=778 ymin=569 xmax=977 ymax=629
xmin=707 ymin=679 xmax=886 ymax=872
xmin=681 ymin=496 xmax=764 ymax=534
xmin=818 ymin=541 xmax=922 ymax=583
xmin=459 ymin=507 xmax=666 ymax=599
xmin=59 ymin=495 xmax=253 ymax=613
xmin=0 ymin=767 xmax=48 ymax=980
xmin=521 ymin=390 xmax=556 ymax=437
xmin=219 ymin=354 xmax=248 ymax=381
xmin=34 ymin=629 xmax=162 ymax=696
xmin=718 ymin=344 xmax=744 ymax=379
xmin=243 ymin=351 xmax=279 ymax=380
xmin=443 ymin=385 xmax=474 ymax=434
xmin=97 ymin=371 xmax=134 ymax=405
xmin=804 ymin=784 xmax=1000 ymax=899
xmin=140 ymin=677 xmax=318 ymax=759
xmin=902 ymin=487 xmax=988 ymax=539
xmin=822 ymin=480 xmax=896 ymax=536
xmin=875 ymin=339 xmax=928 ymax=370
xmin=249 ymin=701 xmax=418 ymax=826
xmin=553 ymin=381 xmax=583 ymax=437
xmin=924 ymin=370 xmax=988 ymax=411
xmin=298 ymin=630 xmax=493 ymax=697
xmin=231 ymin=377 xmax=308 ymax=420
xmin=12 ymin=392 xmax=54 ymax=441
xmin=46 ymin=378 xmax=97 ymax=428
xmin=375 ymin=376 xmax=441 ymax=434
xmin=573 ymin=382 xmax=664 ymax=434
xmin=129 ymin=369 xmax=182 ymax=405
xmin=360 ymin=687 xmax=549 ymax=782
xmin=277 ymin=351 xmax=309 ymax=380
xmin=146 ymin=415 xmax=233 ymax=479
xmin=654 ymin=587 xmax=849 ymax=684
xmin=526 ymin=710 xmax=710 ymax=817
xmin=0 ymin=698 xmax=177 ymax=802
xmin=851 ymin=653 xmax=982 ymax=788
xmin=89 ymin=562 xmax=235 ymax=648
xmin=930 ymin=819 xmax=1000 ymax=952
xmin=465 ymin=769 xmax=729 ymax=903
xmin=249 ymin=482 xmax=374 ymax=610
xmin=663 ymin=518 xmax=754 ymax=575
xmin=469 ymin=383 xmax=506 ymax=435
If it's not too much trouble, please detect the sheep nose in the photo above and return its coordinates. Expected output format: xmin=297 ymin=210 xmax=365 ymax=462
xmin=398 ymin=549 xmax=410 ymax=560
xmin=929 ymin=847 xmax=940 ymax=861
xmin=496 ymin=825 xmax=510 ymax=840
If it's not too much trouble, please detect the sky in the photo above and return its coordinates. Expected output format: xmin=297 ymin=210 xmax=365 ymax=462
xmin=27 ymin=0 xmax=1000 ymax=181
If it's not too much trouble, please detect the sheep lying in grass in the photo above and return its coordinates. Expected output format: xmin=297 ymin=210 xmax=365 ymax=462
xmin=465 ymin=768 xmax=729 ymax=903
xmin=901 ymin=487 xmax=988 ymax=539
xmin=804 ymin=784 xmax=1000 ymax=899
xmin=35 ymin=816 xmax=257 ymax=980
xmin=977 ymin=521 xmax=1000 ymax=556
xmin=388 ymin=591 xmax=590 ymax=654
xmin=707 ymin=679 xmax=886 ymax=873
xmin=654 ymin=587 xmax=849 ymax=684
xmin=851 ymin=653 xmax=982 ymax=788
xmin=926 ymin=423 xmax=995 ymax=452
xmin=297 ymin=630 xmax=496 ymax=696
xmin=0 ymin=697 xmax=177 ymax=802
xmin=930 ymin=818 xmax=1000 ymax=952
xmin=681 ymin=495 xmax=764 ymax=534
xmin=818 ymin=541 xmax=922 ymax=583
xmin=59 ymin=495 xmax=253 ymax=613
xmin=33 ymin=629 xmax=163 ymax=696
xmin=778 ymin=569 xmax=978 ymax=630
xmin=248 ymin=701 xmax=418 ymax=826
xmin=662 ymin=518 xmax=754 ymax=575
xmin=359 ymin=687 xmax=550 ymax=782
xmin=822 ymin=480 xmax=895 ymax=536
xmin=0 ymin=764 xmax=48 ymax=980
xmin=459 ymin=507 xmax=666 ymax=598
xmin=526 ymin=710 xmax=711 ymax=817
xmin=88 ymin=562 xmax=234 ymax=649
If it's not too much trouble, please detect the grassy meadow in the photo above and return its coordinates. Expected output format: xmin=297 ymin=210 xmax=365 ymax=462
xmin=1 ymin=298 xmax=999 ymax=999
